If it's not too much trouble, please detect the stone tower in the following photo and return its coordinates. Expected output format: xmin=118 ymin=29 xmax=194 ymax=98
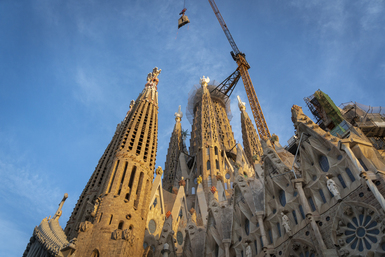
xmin=188 ymin=76 xmax=236 ymax=194
xmin=162 ymin=106 xmax=184 ymax=192
xmin=64 ymin=68 xmax=161 ymax=257
xmin=237 ymin=95 xmax=262 ymax=165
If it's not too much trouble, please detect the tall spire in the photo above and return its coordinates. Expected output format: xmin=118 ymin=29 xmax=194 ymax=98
xmin=238 ymin=95 xmax=262 ymax=165
xmin=189 ymin=76 xmax=236 ymax=195
xmin=163 ymin=105 xmax=184 ymax=191
xmin=65 ymin=68 xmax=161 ymax=257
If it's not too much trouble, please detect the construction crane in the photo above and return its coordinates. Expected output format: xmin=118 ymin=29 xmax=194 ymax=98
xmin=208 ymin=0 xmax=271 ymax=139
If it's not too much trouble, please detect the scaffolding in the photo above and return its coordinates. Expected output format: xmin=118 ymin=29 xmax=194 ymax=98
xmin=186 ymin=82 xmax=233 ymax=125
xmin=340 ymin=102 xmax=385 ymax=138
xmin=304 ymin=90 xmax=344 ymax=132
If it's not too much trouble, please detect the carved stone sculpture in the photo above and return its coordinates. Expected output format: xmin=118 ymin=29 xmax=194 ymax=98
xmin=281 ymin=212 xmax=291 ymax=233
xmin=292 ymin=243 xmax=300 ymax=251
xmin=338 ymin=249 xmax=349 ymax=257
xmin=146 ymin=67 xmax=162 ymax=87
xmin=245 ymin=244 xmax=252 ymax=257
xmin=326 ymin=175 xmax=341 ymax=201
xmin=111 ymin=229 xmax=122 ymax=240
xmin=343 ymin=206 xmax=353 ymax=216
xmin=197 ymin=175 xmax=202 ymax=185
xmin=122 ymin=229 xmax=135 ymax=245
xmin=156 ymin=166 xmax=163 ymax=175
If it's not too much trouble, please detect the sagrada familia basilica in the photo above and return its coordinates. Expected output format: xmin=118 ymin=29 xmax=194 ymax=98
xmin=23 ymin=66 xmax=385 ymax=257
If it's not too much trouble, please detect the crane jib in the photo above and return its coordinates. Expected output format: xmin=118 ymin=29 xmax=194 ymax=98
xmin=208 ymin=0 xmax=271 ymax=140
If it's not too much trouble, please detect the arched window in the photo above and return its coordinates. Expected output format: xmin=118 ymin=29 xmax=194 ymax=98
xmin=308 ymin=197 xmax=316 ymax=211
xmin=224 ymin=183 xmax=228 ymax=190
xmin=216 ymin=160 xmax=219 ymax=169
xmin=345 ymin=168 xmax=356 ymax=182
xmin=207 ymin=160 xmax=211 ymax=170
xmin=292 ymin=210 xmax=298 ymax=224
xmin=206 ymin=147 xmax=210 ymax=156
xmin=245 ymin=219 xmax=250 ymax=235
xmin=192 ymin=187 xmax=195 ymax=194
xmin=118 ymin=221 xmax=124 ymax=230
xmin=337 ymin=174 xmax=347 ymax=188
xmin=319 ymin=189 xmax=327 ymax=203
xmin=214 ymin=146 xmax=218 ymax=155
xmin=319 ymin=155 xmax=329 ymax=172
xmin=277 ymin=222 xmax=281 ymax=237
xmin=208 ymin=176 xmax=212 ymax=187
xmin=279 ymin=190 xmax=286 ymax=207
xmin=90 ymin=249 xmax=99 ymax=257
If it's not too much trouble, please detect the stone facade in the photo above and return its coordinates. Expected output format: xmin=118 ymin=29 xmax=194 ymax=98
xmin=24 ymin=76 xmax=385 ymax=257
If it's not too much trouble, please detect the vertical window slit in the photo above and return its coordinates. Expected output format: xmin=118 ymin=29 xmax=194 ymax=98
xmin=117 ymin=162 xmax=128 ymax=195
xmin=107 ymin=160 xmax=120 ymax=193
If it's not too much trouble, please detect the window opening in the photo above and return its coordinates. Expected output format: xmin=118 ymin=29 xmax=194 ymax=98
xmin=279 ymin=190 xmax=286 ymax=207
xmin=319 ymin=155 xmax=329 ymax=172
xmin=118 ymin=221 xmax=124 ymax=230
xmin=358 ymin=158 xmax=368 ymax=171
xmin=299 ymin=205 xmax=306 ymax=219
xmin=345 ymin=168 xmax=356 ymax=182
xmin=308 ymin=197 xmax=316 ymax=211
xmin=292 ymin=210 xmax=298 ymax=224
xmin=319 ymin=189 xmax=327 ymax=203
xmin=107 ymin=160 xmax=120 ymax=193
xmin=277 ymin=222 xmax=281 ymax=237
xmin=337 ymin=174 xmax=347 ymax=188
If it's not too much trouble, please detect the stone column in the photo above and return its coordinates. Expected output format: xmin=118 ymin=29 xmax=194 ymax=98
xmin=340 ymin=143 xmax=385 ymax=213
xmin=293 ymin=179 xmax=327 ymax=251
xmin=223 ymin=239 xmax=231 ymax=257
xmin=161 ymin=243 xmax=170 ymax=257
xmin=256 ymin=212 xmax=269 ymax=251
xmin=361 ymin=172 xmax=385 ymax=211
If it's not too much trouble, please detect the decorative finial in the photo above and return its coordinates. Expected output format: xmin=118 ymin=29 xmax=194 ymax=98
xmin=175 ymin=105 xmax=183 ymax=121
xmin=156 ymin=166 xmax=163 ymax=175
xmin=199 ymin=76 xmax=210 ymax=87
xmin=53 ymin=193 xmax=68 ymax=220
xmin=129 ymin=100 xmax=135 ymax=110
xmin=197 ymin=175 xmax=202 ymax=185
xmin=145 ymin=67 xmax=162 ymax=88
xmin=237 ymin=95 xmax=246 ymax=111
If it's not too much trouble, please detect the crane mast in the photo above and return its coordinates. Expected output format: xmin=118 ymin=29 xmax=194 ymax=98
xmin=208 ymin=0 xmax=271 ymax=139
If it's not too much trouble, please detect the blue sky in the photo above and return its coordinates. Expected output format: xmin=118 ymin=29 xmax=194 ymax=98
xmin=0 ymin=0 xmax=384 ymax=256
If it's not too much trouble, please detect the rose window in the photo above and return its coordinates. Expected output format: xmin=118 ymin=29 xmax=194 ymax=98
xmin=344 ymin=214 xmax=379 ymax=252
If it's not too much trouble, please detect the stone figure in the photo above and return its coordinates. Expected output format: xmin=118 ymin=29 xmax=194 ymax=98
xmin=237 ymin=95 xmax=246 ymax=111
xmin=199 ymin=76 xmax=210 ymax=87
xmin=90 ymin=197 xmax=100 ymax=217
xmin=146 ymin=67 xmax=162 ymax=87
xmin=326 ymin=175 xmax=341 ymax=201
xmin=129 ymin=100 xmax=135 ymax=110
xmin=245 ymin=244 xmax=252 ymax=257
xmin=281 ymin=212 xmax=291 ymax=233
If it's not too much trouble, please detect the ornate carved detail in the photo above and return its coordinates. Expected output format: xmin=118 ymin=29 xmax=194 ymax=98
xmin=122 ymin=229 xmax=135 ymax=245
xmin=111 ymin=229 xmax=122 ymax=240
xmin=79 ymin=221 xmax=92 ymax=232
xmin=333 ymin=202 xmax=383 ymax=254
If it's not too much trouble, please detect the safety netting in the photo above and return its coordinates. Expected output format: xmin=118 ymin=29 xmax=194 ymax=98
xmin=186 ymin=81 xmax=233 ymax=125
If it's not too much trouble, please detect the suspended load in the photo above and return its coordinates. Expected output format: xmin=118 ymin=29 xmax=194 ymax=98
xmin=178 ymin=8 xmax=190 ymax=29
